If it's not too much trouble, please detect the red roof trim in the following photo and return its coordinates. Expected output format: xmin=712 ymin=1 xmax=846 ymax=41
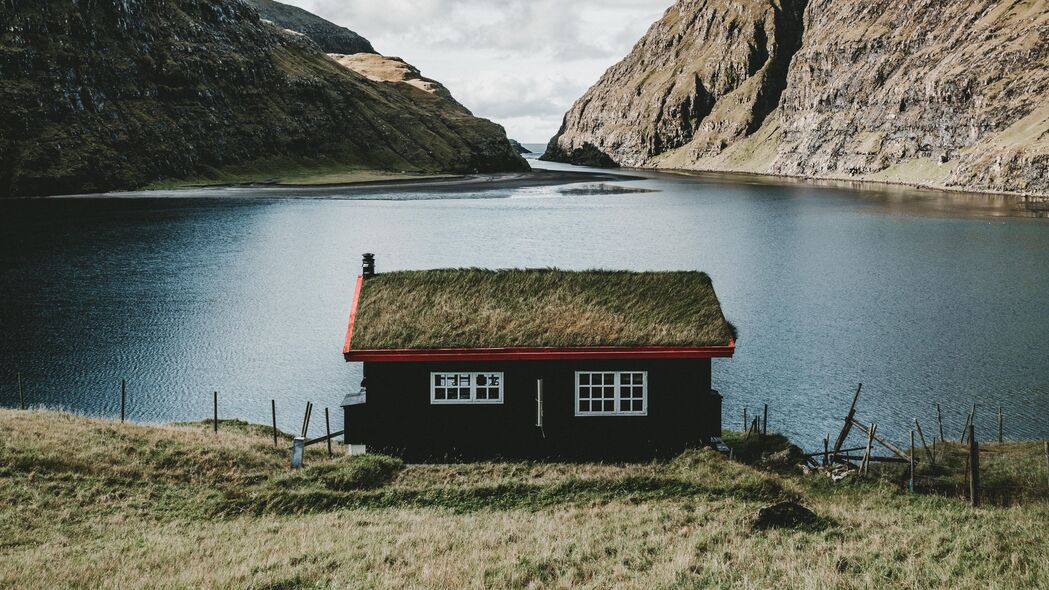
xmin=344 ymin=341 xmax=735 ymax=362
xmin=342 ymin=274 xmax=364 ymax=355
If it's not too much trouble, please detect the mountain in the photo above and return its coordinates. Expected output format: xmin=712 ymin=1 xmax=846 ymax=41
xmin=0 ymin=0 xmax=527 ymax=197
xmin=244 ymin=0 xmax=376 ymax=55
xmin=544 ymin=0 xmax=1049 ymax=197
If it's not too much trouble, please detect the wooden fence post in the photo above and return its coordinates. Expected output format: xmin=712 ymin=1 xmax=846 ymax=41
xmin=271 ymin=400 xmax=278 ymax=447
xmin=762 ymin=404 xmax=768 ymax=435
xmin=909 ymin=430 xmax=915 ymax=493
xmin=960 ymin=404 xmax=975 ymax=443
xmin=832 ymin=383 xmax=863 ymax=462
xmin=17 ymin=372 xmax=25 ymax=410
xmin=325 ymin=408 xmax=333 ymax=458
xmin=743 ymin=408 xmax=748 ymax=432
xmin=120 ymin=379 xmax=126 ymax=423
xmin=997 ymin=406 xmax=1003 ymax=444
xmin=915 ymin=419 xmax=934 ymax=464
xmin=823 ymin=436 xmax=829 ymax=467
xmin=969 ymin=424 xmax=980 ymax=507
xmin=213 ymin=391 xmax=218 ymax=433
xmin=935 ymin=403 xmax=945 ymax=442
xmin=861 ymin=423 xmax=876 ymax=474
xmin=1044 ymin=441 xmax=1048 ymax=489
xmin=300 ymin=402 xmax=313 ymax=439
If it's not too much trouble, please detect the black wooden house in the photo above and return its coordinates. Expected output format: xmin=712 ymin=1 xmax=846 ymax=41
xmin=342 ymin=256 xmax=736 ymax=461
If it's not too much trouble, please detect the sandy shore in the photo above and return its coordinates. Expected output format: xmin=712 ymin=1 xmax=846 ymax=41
xmin=49 ymin=169 xmax=643 ymax=199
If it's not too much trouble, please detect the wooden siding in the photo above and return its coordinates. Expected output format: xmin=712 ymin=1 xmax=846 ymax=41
xmin=343 ymin=358 xmax=721 ymax=461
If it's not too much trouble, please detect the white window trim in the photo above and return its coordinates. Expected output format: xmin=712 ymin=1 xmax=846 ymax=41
xmin=430 ymin=372 xmax=504 ymax=405
xmin=574 ymin=371 xmax=648 ymax=416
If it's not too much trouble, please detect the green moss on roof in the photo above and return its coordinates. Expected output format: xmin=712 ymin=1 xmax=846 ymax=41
xmin=351 ymin=269 xmax=735 ymax=350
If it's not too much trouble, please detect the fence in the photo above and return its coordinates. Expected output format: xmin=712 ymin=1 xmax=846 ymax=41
xmin=9 ymin=374 xmax=344 ymax=461
xmin=814 ymin=384 xmax=1049 ymax=507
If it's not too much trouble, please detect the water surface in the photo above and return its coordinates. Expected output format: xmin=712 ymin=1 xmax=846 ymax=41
xmin=2 ymin=155 xmax=1047 ymax=448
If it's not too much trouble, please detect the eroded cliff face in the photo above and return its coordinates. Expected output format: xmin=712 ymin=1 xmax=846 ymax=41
xmin=0 ymin=0 xmax=526 ymax=196
xmin=546 ymin=0 xmax=1049 ymax=196
xmin=544 ymin=0 xmax=807 ymax=167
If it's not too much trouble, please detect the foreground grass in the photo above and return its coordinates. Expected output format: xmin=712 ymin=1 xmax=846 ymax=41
xmin=1 ymin=410 xmax=1047 ymax=589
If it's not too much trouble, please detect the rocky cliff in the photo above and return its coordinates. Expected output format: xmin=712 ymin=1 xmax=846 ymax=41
xmin=244 ymin=0 xmax=376 ymax=55
xmin=0 ymin=0 xmax=526 ymax=197
xmin=545 ymin=0 xmax=1049 ymax=196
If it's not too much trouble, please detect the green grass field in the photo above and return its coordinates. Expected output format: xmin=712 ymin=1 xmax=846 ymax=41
xmin=1 ymin=409 xmax=1047 ymax=589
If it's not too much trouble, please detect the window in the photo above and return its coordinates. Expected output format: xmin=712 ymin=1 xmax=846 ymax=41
xmin=431 ymin=372 xmax=504 ymax=404
xmin=575 ymin=371 xmax=647 ymax=416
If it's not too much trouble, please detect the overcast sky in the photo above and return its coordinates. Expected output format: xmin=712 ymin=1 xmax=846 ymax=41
xmin=279 ymin=0 xmax=673 ymax=143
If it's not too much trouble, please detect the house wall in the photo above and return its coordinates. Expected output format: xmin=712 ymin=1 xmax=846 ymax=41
xmin=343 ymin=358 xmax=721 ymax=461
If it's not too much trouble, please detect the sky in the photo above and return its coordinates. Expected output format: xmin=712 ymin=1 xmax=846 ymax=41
xmin=279 ymin=0 xmax=674 ymax=143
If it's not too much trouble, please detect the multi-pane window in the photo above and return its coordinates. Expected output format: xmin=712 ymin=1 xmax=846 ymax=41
xmin=431 ymin=372 xmax=504 ymax=404
xmin=575 ymin=371 xmax=647 ymax=416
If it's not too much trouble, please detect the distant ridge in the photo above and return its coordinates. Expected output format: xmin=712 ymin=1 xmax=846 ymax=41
xmin=244 ymin=0 xmax=376 ymax=54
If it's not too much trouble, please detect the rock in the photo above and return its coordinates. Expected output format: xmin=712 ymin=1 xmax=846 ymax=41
xmin=759 ymin=445 xmax=806 ymax=470
xmin=753 ymin=501 xmax=819 ymax=530
xmin=509 ymin=140 xmax=532 ymax=154
xmin=244 ymin=0 xmax=376 ymax=55
xmin=540 ymin=142 xmax=620 ymax=168
xmin=0 ymin=0 xmax=528 ymax=196
xmin=546 ymin=0 xmax=1049 ymax=197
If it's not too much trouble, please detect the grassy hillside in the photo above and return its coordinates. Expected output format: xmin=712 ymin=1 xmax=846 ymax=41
xmin=0 ymin=0 xmax=526 ymax=197
xmin=1 ymin=409 xmax=1047 ymax=588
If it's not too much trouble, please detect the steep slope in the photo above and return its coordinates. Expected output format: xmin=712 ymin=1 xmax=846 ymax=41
xmin=244 ymin=0 xmax=376 ymax=55
xmin=330 ymin=53 xmax=464 ymax=107
xmin=546 ymin=0 xmax=1049 ymax=197
xmin=544 ymin=0 xmax=807 ymax=168
xmin=0 ymin=0 xmax=527 ymax=197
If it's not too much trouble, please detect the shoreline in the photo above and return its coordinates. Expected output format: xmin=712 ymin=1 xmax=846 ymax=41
xmin=642 ymin=165 xmax=1049 ymax=204
xmin=28 ymin=169 xmax=643 ymax=199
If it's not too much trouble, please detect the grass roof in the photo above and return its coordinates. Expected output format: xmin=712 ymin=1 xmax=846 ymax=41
xmin=350 ymin=269 xmax=735 ymax=350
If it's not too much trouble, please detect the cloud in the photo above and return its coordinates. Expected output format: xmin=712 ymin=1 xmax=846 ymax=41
xmin=300 ymin=0 xmax=669 ymax=59
xmin=277 ymin=0 xmax=673 ymax=141
xmin=452 ymin=73 xmax=588 ymax=119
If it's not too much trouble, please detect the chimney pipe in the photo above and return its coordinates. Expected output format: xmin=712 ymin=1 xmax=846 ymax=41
xmin=362 ymin=253 xmax=375 ymax=278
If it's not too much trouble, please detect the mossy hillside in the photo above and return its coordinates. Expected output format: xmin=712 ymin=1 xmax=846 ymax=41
xmin=0 ymin=0 xmax=527 ymax=197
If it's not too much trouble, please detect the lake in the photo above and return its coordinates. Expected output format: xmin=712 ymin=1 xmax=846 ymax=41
xmin=2 ymin=149 xmax=1048 ymax=449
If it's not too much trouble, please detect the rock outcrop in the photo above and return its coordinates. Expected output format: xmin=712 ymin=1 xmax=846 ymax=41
xmin=509 ymin=140 xmax=532 ymax=155
xmin=545 ymin=0 xmax=1049 ymax=196
xmin=244 ymin=0 xmax=376 ymax=55
xmin=0 ymin=0 xmax=527 ymax=196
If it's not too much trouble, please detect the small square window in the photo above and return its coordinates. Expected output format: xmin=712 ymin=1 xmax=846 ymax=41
xmin=431 ymin=372 xmax=504 ymax=404
xmin=575 ymin=371 xmax=646 ymax=416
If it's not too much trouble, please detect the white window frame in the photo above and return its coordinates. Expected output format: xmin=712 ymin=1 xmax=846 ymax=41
xmin=574 ymin=371 xmax=648 ymax=416
xmin=430 ymin=372 xmax=504 ymax=405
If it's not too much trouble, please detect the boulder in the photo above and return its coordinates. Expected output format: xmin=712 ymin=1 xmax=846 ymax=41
xmin=753 ymin=501 xmax=819 ymax=530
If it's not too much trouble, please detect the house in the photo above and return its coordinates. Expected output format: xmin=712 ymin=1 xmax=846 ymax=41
xmin=341 ymin=254 xmax=736 ymax=461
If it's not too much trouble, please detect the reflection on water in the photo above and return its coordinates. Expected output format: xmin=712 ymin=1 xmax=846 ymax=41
xmin=1 ymin=160 xmax=1048 ymax=448
xmin=654 ymin=168 xmax=1049 ymax=219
